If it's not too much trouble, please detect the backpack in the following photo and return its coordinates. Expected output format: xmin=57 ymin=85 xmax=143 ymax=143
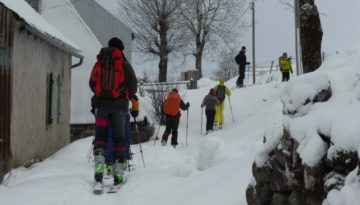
xmin=278 ymin=56 xmax=283 ymax=71
xmin=215 ymin=85 xmax=226 ymax=102
xmin=163 ymin=92 xmax=181 ymax=116
xmin=94 ymin=47 xmax=128 ymax=100
xmin=235 ymin=54 xmax=240 ymax=65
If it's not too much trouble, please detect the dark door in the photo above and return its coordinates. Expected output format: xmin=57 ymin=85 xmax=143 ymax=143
xmin=0 ymin=4 xmax=14 ymax=180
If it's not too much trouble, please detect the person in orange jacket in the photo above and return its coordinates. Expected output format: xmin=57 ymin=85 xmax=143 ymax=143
xmin=161 ymin=89 xmax=190 ymax=148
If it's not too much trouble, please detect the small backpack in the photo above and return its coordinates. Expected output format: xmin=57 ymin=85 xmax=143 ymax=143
xmin=215 ymin=85 xmax=226 ymax=102
xmin=93 ymin=47 xmax=128 ymax=100
xmin=163 ymin=92 xmax=181 ymax=116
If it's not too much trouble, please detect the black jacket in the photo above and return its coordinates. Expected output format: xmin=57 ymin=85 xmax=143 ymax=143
xmin=235 ymin=51 xmax=249 ymax=69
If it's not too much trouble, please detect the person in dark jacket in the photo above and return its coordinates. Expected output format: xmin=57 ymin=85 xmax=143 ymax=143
xmin=201 ymin=88 xmax=220 ymax=134
xmin=89 ymin=37 xmax=137 ymax=186
xmin=161 ymin=89 xmax=190 ymax=148
xmin=235 ymin=46 xmax=250 ymax=87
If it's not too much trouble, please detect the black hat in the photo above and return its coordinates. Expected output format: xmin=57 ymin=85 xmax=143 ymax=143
xmin=241 ymin=46 xmax=246 ymax=50
xmin=108 ymin=37 xmax=124 ymax=51
xmin=172 ymin=88 xmax=178 ymax=93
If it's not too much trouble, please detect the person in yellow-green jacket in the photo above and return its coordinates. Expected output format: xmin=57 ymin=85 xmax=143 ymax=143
xmin=213 ymin=77 xmax=231 ymax=129
xmin=279 ymin=52 xmax=293 ymax=82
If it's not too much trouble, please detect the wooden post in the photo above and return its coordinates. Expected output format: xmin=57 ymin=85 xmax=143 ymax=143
xmin=251 ymin=1 xmax=256 ymax=84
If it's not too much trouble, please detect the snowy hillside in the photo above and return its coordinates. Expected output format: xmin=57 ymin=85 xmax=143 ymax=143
xmin=1 ymin=46 xmax=360 ymax=204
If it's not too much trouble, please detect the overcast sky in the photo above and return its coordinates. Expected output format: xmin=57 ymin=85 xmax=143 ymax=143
xmin=98 ymin=0 xmax=360 ymax=79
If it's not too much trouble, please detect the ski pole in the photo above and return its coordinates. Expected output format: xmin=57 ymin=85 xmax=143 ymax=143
xmin=228 ymin=97 xmax=235 ymax=123
xmin=200 ymin=107 xmax=203 ymax=135
xmin=186 ymin=109 xmax=189 ymax=145
xmin=247 ymin=64 xmax=250 ymax=87
xmin=133 ymin=117 xmax=146 ymax=168
xmin=87 ymin=136 xmax=95 ymax=163
xmin=153 ymin=123 xmax=161 ymax=146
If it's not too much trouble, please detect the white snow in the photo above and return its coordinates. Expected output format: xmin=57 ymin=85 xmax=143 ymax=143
xmin=0 ymin=73 xmax=284 ymax=204
xmin=0 ymin=0 xmax=79 ymax=50
xmin=323 ymin=168 xmax=360 ymax=205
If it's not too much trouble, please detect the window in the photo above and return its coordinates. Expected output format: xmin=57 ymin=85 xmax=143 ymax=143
xmin=46 ymin=73 xmax=54 ymax=126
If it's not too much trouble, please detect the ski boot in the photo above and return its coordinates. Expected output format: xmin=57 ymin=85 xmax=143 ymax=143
xmin=161 ymin=140 xmax=167 ymax=146
xmin=93 ymin=149 xmax=105 ymax=194
xmin=94 ymin=149 xmax=105 ymax=182
xmin=106 ymin=164 xmax=113 ymax=176
xmin=214 ymin=123 xmax=218 ymax=130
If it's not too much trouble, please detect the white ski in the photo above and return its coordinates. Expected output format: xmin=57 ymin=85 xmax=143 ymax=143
xmin=93 ymin=181 xmax=104 ymax=195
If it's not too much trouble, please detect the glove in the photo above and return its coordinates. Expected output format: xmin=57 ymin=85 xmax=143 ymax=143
xmin=186 ymin=102 xmax=190 ymax=110
xmin=130 ymin=109 xmax=139 ymax=118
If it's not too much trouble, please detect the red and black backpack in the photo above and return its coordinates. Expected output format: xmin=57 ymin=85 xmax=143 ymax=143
xmin=92 ymin=48 xmax=128 ymax=100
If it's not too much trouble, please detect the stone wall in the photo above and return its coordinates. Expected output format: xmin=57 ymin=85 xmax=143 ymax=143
xmin=247 ymin=85 xmax=360 ymax=205
xmin=70 ymin=124 xmax=95 ymax=142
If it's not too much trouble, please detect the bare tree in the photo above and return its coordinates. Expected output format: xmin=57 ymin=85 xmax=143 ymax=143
xmin=214 ymin=48 xmax=238 ymax=81
xmin=121 ymin=0 xmax=187 ymax=82
xmin=279 ymin=0 xmax=323 ymax=73
xmin=180 ymin=0 xmax=247 ymax=79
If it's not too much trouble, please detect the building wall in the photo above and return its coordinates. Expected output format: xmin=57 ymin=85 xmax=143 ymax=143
xmin=10 ymin=23 xmax=72 ymax=167
xmin=41 ymin=0 xmax=102 ymax=125
xmin=0 ymin=3 xmax=14 ymax=179
xmin=70 ymin=0 xmax=133 ymax=62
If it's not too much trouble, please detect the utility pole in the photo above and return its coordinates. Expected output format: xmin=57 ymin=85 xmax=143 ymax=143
xmin=294 ymin=0 xmax=301 ymax=75
xmin=251 ymin=1 xmax=256 ymax=84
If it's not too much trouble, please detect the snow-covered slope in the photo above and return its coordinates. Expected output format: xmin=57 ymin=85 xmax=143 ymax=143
xmin=0 ymin=75 xmax=284 ymax=204
xmin=1 ymin=46 xmax=360 ymax=204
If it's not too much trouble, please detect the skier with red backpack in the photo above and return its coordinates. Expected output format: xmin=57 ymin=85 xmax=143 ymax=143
xmin=161 ymin=89 xmax=190 ymax=148
xmin=89 ymin=37 xmax=137 ymax=193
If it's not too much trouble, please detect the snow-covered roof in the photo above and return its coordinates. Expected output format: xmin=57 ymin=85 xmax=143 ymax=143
xmin=0 ymin=0 xmax=80 ymax=52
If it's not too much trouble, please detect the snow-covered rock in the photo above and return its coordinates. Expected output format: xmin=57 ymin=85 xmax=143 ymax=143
xmin=248 ymin=47 xmax=360 ymax=205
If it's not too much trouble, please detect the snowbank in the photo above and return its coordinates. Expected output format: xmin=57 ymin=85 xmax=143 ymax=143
xmin=254 ymin=46 xmax=360 ymax=204
xmin=197 ymin=137 xmax=229 ymax=171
